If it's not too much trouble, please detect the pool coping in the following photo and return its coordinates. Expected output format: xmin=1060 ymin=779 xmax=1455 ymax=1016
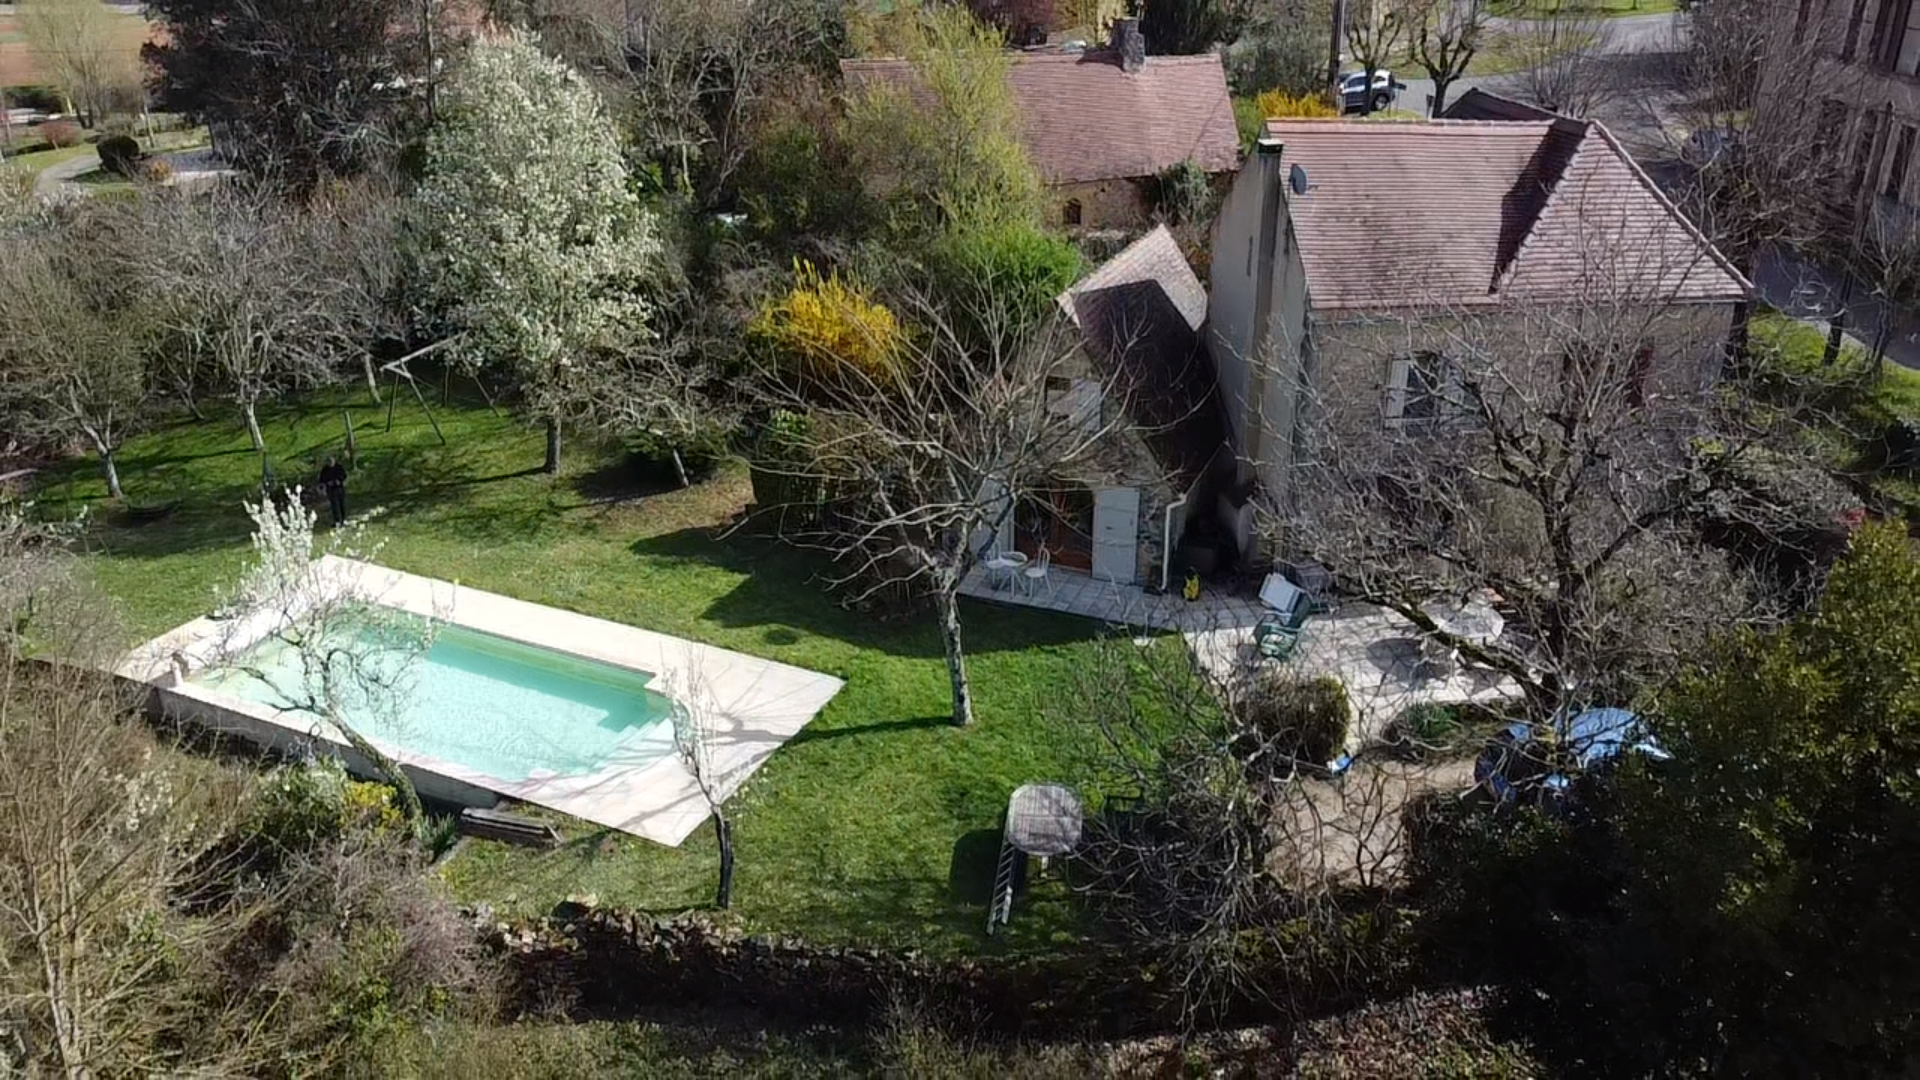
xmin=120 ymin=555 xmax=846 ymax=847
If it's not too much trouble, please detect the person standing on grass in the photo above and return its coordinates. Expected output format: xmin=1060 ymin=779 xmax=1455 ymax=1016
xmin=319 ymin=455 xmax=348 ymax=526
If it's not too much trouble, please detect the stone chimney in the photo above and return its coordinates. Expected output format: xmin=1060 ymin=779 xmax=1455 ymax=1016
xmin=1110 ymin=17 xmax=1146 ymax=74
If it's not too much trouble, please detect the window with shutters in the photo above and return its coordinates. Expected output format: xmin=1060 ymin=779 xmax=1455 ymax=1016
xmin=1045 ymin=375 xmax=1102 ymax=434
xmin=1844 ymin=0 xmax=1872 ymax=60
xmin=1383 ymin=352 xmax=1462 ymax=428
xmin=1888 ymin=124 xmax=1917 ymax=200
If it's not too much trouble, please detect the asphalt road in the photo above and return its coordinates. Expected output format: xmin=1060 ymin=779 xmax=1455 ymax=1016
xmin=1391 ymin=12 xmax=1683 ymax=119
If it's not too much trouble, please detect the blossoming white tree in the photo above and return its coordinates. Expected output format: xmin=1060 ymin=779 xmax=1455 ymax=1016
xmin=407 ymin=31 xmax=662 ymax=473
xmin=212 ymin=492 xmax=435 ymax=829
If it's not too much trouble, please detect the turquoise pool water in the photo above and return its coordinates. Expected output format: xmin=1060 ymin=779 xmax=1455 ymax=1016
xmin=192 ymin=618 xmax=677 ymax=782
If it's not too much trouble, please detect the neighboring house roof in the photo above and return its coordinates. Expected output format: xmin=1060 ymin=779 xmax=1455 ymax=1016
xmin=1058 ymin=224 xmax=1207 ymax=332
xmin=1262 ymin=118 xmax=1751 ymax=312
xmin=1059 ymin=228 xmax=1228 ymax=485
xmin=1440 ymin=88 xmax=1556 ymax=122
xmin=839 ymin=51 xmax=1240 ymax=184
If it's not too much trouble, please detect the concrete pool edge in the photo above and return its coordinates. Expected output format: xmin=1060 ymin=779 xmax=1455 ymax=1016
xmin=119 ymin=556 xmax=846 ymax=847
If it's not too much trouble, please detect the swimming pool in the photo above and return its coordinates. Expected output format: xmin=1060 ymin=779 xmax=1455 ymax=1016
xmin=191 ymin=617 xmax=678 ymax=783
xmin=133 ymin=557 xmax=844 ymax=845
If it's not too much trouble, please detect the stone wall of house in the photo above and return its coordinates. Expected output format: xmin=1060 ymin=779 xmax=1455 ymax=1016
xmin=1135 ymin=482 xmax=1174 ymax=590
xmin=1309 ymin=301 xmax=1741 ymax=448
xmin=1054 ymin=178 xmax=1153 ymax=231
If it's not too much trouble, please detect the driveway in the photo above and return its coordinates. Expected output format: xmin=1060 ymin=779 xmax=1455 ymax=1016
xmin=1392 ymin=11 xmax=1683 ymax=120
xmin=32 ymin=148 xmax=98 ymax=194
xmin=1751 ymin=245 xmax=1920 ymax=371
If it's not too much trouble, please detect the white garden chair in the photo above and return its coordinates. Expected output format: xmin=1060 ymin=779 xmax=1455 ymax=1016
xmin=1021 ymin=546 xmax=1051 ymax=598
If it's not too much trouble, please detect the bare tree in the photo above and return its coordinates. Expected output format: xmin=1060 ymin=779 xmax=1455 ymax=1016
xmin=0 ymin=509 xmax=263 ymax=1075
xmin=1066 ymin=621 xmax=1441 ymax=1027
xmin=761 ymin=297 xmax=1128 ymax=728
xmin=206 ymin=493 xmax=438 ymax=829
xmin=130 ymin=187 xmax=373 ymax=455
xmin=21 ymin=0 xmax=140 ymax=127
xmin=0 ymin=219 xmax=155 ymax=500
xmin=1663 ymin=0 xmax=1864 ymax=281
xmin=1405 ymin=0 xmax=1489 ymax=117
xmin=1275 ymin=262 xmax=1809 ymax=721
xmin=537 ymin=0 xmax=839 ymax=206
xmin=660 ymin=665 xmax=740 ymax=909
xmin=1507 ymin=11 xmax=1617 ymax=118
xmin=1344 ymin=0 xmax=1408 ymax=115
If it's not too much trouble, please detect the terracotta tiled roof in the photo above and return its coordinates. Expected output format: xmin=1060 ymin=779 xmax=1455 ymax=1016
xmin=1059 ymin=227 xmax=1226 ymax=484
xmin=840 ymin=51 xmax=1239 ymax=184
xmin=1263 ymin=118 xmax=1750 ymax=312
xmin=1058 ymin=225 xmax=1207 ymax=331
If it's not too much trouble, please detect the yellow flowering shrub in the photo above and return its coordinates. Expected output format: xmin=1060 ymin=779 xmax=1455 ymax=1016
xmin=752 ymin=261 xmax=907 ymax=388
xmin=1255 ymin=89 xmax=1340 ymax=120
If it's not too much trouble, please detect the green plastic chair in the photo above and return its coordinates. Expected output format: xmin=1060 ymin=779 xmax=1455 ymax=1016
xmin=1254 ymin=574 xmax=1314 ymax=659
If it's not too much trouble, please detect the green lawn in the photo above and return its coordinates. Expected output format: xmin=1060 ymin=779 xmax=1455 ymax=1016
xmin=0 ymin=141 xmax=92 ymax=179
xmin=43 ymin=392 xmax=1145 ymax=955
xmin=1747 ymin=307 xmax=1920 ymax=519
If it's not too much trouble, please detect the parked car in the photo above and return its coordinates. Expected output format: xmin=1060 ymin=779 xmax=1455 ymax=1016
xmin=1338 ymin=69 xmax=1406 ymax=114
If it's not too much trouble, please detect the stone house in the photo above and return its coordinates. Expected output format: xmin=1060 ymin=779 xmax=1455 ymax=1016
xmin=974 ymin=226 xmax=1235 ymax=589
xmin=1206 ymin=118 xmax=1753 ymax=560
xmin=839 ymin=19 xmax=1240 ymax=232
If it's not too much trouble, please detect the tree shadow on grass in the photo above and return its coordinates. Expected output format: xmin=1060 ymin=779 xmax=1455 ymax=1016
xmin=55 ymin=425 xmax=552 ymax=562
xmin=628 ymin=526 xmax=1103 ymax=661
xmin=787 ymin=715 xmax=951 ymax=747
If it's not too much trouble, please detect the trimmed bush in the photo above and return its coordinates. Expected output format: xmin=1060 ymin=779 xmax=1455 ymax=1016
xmin=37 ymin=120 xmax=82 ymax=148
xmin=1241 ymin=674 xmax=1351 ymax=766
xmin=97 ymin=134 xmax=141 ymax=177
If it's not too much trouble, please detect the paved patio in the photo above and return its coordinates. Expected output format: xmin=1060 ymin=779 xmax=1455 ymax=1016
xmin=970 ymin=562 xmax=1523 ymax=756
xmin=1189 ymin=604 xmax=1523 ymax=751
xmin=958 ymin=563 xmax=1266 ymax=633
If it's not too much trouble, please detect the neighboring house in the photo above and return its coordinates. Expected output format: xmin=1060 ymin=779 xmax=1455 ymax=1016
xmin=1778 ymin=0 xmax=1920 ymax=237
xmin=1207 ymin=118 xmax=1752 ymax=558
xmin=1440 ymin=87 xmax=1555 ymax=122
xmin=839 ymin=19 xmax=1240 ymax=231
xmin=974 ymin=226 xmax=1234 ymax=588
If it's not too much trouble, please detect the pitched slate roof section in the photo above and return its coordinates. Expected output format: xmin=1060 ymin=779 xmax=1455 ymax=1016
xmin=1261 ymin=119 xmax=1750 ymax=312
xmin=1058 ymin=228 xmax=1227 ymax=485
xmin=840 ymin=52 xmax=1240 ymax=185
xmin=1057 ymin=225 xmax=1207 ymax=331
xmin=1441 ymin=87 xmax=1556 ymax=122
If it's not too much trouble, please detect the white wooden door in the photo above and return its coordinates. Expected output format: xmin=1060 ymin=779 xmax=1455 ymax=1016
xmin=1091 ymin=487 xmax=1140 ymax=585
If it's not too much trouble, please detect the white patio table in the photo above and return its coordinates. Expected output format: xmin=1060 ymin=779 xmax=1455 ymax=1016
xmin=983 ymin=551 xmax=1028 ymax=591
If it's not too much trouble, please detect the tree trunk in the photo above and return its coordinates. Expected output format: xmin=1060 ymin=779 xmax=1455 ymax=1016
xmin=99 ymin=446 xmax=123 ymax=502
xmin=362 ymin=353 xmax=383 ymax=404
xmin=543 ymin=417 xmax=560 ymax=474
xmin=937 ymin=584 xmax=974 ymax=727
xmin=336 ymin=720 xmax=426 ymax=833
xmin=713 ymin=812 xmax=734 ymax=910
xmin=243 ymin=400 xmax=265 ymax=453
xmin=1430 ymin=77 xmax=1453 ymax=117
xmin=671 ymin=447 xmax=690 ymax=488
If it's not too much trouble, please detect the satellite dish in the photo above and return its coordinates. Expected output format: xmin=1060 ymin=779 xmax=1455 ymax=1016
xmin=1288 ymin=163 xmax=1311 ymax=196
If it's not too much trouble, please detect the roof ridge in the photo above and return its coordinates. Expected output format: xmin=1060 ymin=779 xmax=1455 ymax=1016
xmin=1585 ymin=120 xmax=1754 ymax=295
xmin=1264 ymin=118 xmax=1553 ymax=132
xmin=1490 ymin=120 xmax=1591 ymax=294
